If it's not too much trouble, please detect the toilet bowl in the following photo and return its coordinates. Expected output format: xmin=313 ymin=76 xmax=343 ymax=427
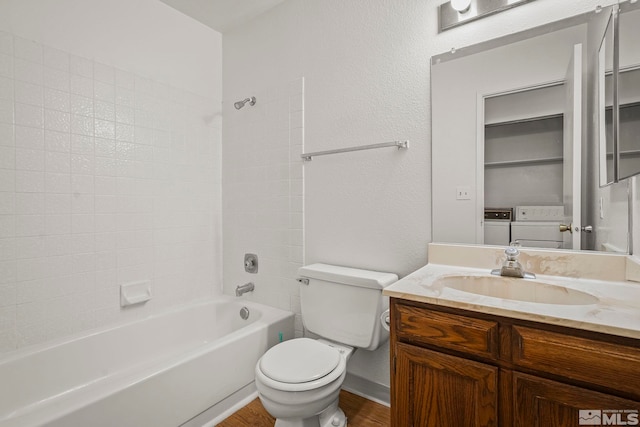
xmin=255 ymin=338 xmax=353 ymax=427
xmin=253 ymin=263 xmax=398 ymax=427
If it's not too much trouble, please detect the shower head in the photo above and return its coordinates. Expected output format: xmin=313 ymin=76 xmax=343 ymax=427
xmin=234 ymin=96 xmax=256 ymax=110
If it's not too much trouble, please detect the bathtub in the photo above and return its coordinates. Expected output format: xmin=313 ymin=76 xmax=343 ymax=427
xmin=0 ymin=296 xmax=294 ymax=427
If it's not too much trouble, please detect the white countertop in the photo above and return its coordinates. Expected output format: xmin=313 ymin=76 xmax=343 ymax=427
xmin=383 ymin=244 xmax=640 ymax=340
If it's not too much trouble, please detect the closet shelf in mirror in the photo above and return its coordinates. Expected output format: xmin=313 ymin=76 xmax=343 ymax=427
xmin=484 ymin=113 xmax=563 ymax=128
xmin=485 ymin=156 xmax=563 ymax=168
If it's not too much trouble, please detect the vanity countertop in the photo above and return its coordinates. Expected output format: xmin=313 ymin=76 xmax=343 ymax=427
xmin=383 ymin=243 xmax=640 ymax=340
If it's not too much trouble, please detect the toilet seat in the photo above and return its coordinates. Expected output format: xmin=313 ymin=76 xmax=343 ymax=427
xmin=260 ymin=338 xmax=340 ymax=384
xmin=256 ymin=338 xmax=347 ymax=392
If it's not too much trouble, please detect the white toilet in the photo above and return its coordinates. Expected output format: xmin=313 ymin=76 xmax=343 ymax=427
xmin=254 ymin=263 xmax=398 ymax=427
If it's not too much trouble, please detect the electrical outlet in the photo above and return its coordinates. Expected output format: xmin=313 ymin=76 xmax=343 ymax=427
xmin=456 ymin=186 xmax=471 ymax=200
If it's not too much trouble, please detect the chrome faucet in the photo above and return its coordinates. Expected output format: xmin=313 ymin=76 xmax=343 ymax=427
xmin=491 ymin=247 xmax=536 ymax=279
xmin=235 ymin=282 xmax=255 ymax=297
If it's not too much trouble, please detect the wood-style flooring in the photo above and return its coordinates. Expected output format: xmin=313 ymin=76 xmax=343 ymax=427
xmin=217 ymin=390 xmax=390 ymax=426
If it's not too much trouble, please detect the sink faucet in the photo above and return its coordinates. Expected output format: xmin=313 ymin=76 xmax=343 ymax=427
xmin=235 ymin=282 xmax=255 ymax=297
xmin=491 ymin=247 xmax=536 ymax=279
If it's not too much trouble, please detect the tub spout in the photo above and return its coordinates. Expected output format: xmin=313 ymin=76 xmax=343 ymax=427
xmin=235 ymin=282 xmax=255 ymax=297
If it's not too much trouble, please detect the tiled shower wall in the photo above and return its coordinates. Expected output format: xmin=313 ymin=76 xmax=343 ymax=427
xmin=0 ymin=32 xmax=222 ymax=353
xmin=222 ymin=78 xmax=304 ymax=336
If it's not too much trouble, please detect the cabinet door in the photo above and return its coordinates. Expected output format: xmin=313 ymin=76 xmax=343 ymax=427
xmin=514 ymin=372 xmax=640 ymax=427
xmin=393 ymin=342 xmax=498 ymax=427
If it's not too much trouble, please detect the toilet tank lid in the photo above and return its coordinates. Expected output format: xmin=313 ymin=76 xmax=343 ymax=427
xmin=298 ymin=263 xmax=398 ymax=290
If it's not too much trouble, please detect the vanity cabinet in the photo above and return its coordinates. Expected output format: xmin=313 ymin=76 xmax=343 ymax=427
xmin=395 ymin=343 xmax=498 ymax=427
xmin=390 ymin=298 xmax=640 ymax=427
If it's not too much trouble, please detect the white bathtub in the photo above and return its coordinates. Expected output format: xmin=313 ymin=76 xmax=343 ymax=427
xmin=0 ymin=296 xmax=294 ymax=427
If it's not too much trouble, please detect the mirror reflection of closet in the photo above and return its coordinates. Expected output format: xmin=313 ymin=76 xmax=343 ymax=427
xmin=618 ymin=7 xmax=640 ymax=181
xmin=484 ymin=85 xmax=564 ymax=209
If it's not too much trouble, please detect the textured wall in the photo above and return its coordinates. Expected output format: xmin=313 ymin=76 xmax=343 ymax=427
xmin=223 ymin=0 xmax=624 ymax=394
xmin=0 ymin=1 xmax=222 ymax=354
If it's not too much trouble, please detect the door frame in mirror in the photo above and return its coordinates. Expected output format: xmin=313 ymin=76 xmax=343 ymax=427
xmin=598 ymin=7 xmax=617 ymax=187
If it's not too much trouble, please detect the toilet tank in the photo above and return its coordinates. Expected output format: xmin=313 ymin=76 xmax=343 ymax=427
xmin=298 ymin=263 xmax=398 ymax=351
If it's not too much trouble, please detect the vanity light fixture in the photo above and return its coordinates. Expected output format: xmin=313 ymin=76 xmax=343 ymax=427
xmin=439 ymin=0 xmax=537 ymax=32
xmin=451 ymin=0 xmax=472 ymax=13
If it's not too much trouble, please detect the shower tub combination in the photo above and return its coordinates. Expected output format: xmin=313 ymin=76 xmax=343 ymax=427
xmin=0 ymin=296 xmax=294 ymax=427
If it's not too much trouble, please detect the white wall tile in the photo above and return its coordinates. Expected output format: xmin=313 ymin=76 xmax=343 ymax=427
xmin=15 ymin=126 xmax=44 ymax=150
xmin=15 ymin=148 xmax=44 ymax=172
xmin=15 ymin=81 xmax=44 ymax=107
xmin=0 ymin=146 xmax=15 ymax=169
xmin=44 ymin=109 xmax=71 ymax=133
xmin=0 ymin=54 xmax=13 ymax=79
xmin=72 ymin=214 xmax=94 ymax=234
xmin=44 ymin=88 xmax=70 ymax=113
xmin=45 ymin=193 xmax=71 ymax=214
xmin=0 ymin=32 xmax=13 ymax=56
xmin=44 ymin=172 xmax=70 ymax=193
xmin=44 ymin=47 xmax=70 ymax=72
xmin=15 ymin=103 xmax=43 ymax=128
xmin=94 ymin=63 xmax=115 ymax=85
xmin=45 ymin=151 xmax=71 ymax=173
xmin=43 ymin=69 xmax=70 ymax=92
xmin=15 ymin=193 xmax=44 ymax=215
xmin=14 ymin=58 xmax=43 ymax=85
xmin=69 ymin=56 xmax=93 ymax=78
xmin=0 ymin=193 xmax=15 ymax=215
xmin=0 ymin=76 xmax=12 ymax=101
xmin=71 ymin=135 xmax=94 ymax=155
xmin=94 ymin=82 xmax=114 ymax=103
xmin=0 ymin=39 xmax=221 ymax=355
xmin=0 ymin=123 xmax=13 ymax=147
xmin=16 ymin=170 xmax=44 ymax=192
xmin=94 ymin=119 xmax=115 ymax=139
xmin=0 ymin=215 xmax=15 ymax=238
xmin=0 ymin=99 xmax=13 ymax=124
xmin=15 ymin=215 xmax=45 ymax=237
xmin=0 ymin=238 xmax=16 ymax=261
xmin=70 ymin=75 xmax=93 ymax=98
xmin=45 ymin=235 xmax=72 ymax=256
xmin=45 ymin=214 xmax=71 ymax=235
xmin=13 ymin=37 xmax=43 ymax=64
xmin=71 ymin=114 xmax=94 ymax=136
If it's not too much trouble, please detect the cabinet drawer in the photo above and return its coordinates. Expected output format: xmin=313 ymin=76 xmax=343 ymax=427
xmin=394 ymin=303 xmax=499 ymax=359
xmin=512 ymin=326 xmax=640 ymax=399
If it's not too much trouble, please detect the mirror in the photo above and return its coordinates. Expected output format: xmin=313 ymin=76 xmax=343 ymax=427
xmin=617 ymin=5 xmax=640 ymax=181
xmin=431 ymin=4 xmax=638 ymax=254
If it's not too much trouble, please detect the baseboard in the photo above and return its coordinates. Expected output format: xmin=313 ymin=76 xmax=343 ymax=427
xmin=342 ymin=373 xmax=390 ymax=407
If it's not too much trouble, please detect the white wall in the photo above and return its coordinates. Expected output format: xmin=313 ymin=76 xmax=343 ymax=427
xmin=0 ymin=0 xmax=222 ymax=353
xmin=223 ymin=0 xmax=618 ymax=396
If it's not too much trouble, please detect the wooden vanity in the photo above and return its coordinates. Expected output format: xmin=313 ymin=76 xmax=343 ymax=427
xmin=389 ymin=298 xmax=640 ymax=427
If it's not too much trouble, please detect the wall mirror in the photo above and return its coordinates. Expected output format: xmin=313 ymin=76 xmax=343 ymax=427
xmin=431 ymin=2 xmax=639 ymax=254
xmin=617 ymin=4 xmax=640 ymax=181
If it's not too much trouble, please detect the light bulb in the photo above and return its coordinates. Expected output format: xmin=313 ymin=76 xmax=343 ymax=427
xmin=451 ymin=0 xmax=472 ymax=13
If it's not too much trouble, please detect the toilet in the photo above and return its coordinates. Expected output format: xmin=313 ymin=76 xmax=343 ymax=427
xmin=254 ymin=263 xmax=398 ymax=427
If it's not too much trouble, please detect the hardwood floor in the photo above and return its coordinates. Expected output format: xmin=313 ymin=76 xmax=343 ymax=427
xmin=217 ymin=390 xmax=390 ymax=426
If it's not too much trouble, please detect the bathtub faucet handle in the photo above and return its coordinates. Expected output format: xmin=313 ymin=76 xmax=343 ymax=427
xmin=235 ymin=282 xmax=255 ymax=297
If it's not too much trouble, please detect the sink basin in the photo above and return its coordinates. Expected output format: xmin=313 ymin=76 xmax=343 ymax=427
xmin=434 ymin=275 xmax=599 ymax=305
